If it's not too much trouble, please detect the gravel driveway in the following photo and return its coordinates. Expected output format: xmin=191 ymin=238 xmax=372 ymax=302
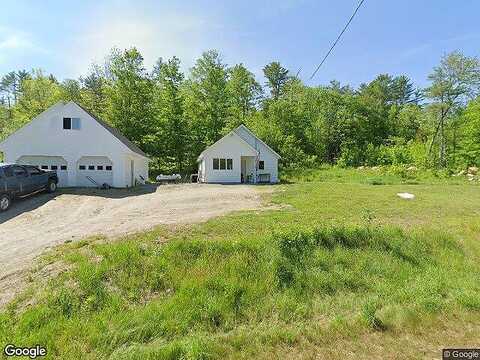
xmin=0 ymin=183 xmax=263 ymax=306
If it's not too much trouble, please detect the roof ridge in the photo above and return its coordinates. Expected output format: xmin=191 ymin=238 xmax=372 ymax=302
xmin=233 ymin=124 xmax=281 ymax=159
xmin=197 ymin=130 xmax=259 ymax=161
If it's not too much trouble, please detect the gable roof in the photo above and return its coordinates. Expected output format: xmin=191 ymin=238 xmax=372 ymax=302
xmin=73 ymin=102 xmax=148 ymax=159
xmin=0 ymin=101 xmax=149 ymax=159
xmin=234 ymin=125 xmax=281 ymax=159
xmin=197 ymin=125 xmax=281 ymax=161
xmin=197 ymin=130 xmax=259 ymax=162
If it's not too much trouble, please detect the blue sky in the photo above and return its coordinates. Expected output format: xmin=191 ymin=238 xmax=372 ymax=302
xmin=0 ymin=0 xmax=478 ymax=88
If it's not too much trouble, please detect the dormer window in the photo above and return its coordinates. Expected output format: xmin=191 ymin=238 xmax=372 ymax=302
xmin=63 ymin=117 xmax=81 ymax=130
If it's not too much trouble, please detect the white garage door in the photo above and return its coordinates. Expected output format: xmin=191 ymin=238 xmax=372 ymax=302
xmin=17 ymin=155 xmax=69 ymax=187
xmin=76 ymin=156 xmax=113 ymax=187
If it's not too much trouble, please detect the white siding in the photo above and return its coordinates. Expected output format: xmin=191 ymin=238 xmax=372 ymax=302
xmin=0 ymin=101 xmax=149 ymax=188
xmin=257 ymin=152 xmax=278 ymax=183
xmin=201 ymin=133 xmax=257 ymax=183
xmin=234 ymin=126 xmax=279 ymax=183
xmin=134 ymin=156 xmax=149 ymax=184
xmin=124 ymin=155 xmax=149 ymax=186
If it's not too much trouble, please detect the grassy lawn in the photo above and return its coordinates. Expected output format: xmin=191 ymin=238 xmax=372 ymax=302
xmin=1 ymin=167 xmax=480 ymax=359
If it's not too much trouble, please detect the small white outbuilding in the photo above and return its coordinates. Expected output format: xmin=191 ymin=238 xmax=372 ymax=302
xmin=197 ymin=125 xmax=281 ymax=184
xmin=0 ymin=101 xmax=149 ymax=188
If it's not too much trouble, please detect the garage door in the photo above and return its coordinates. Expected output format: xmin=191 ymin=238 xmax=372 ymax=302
xmin=17 ymin=155 xmax=69 ymax=187
xmin=76 ymin=156 xmax=113 ymax=187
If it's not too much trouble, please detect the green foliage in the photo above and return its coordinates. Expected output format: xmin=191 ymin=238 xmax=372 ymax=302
xmin=13 ymin=70 xmax=63 ymax=126
xmin=184 ymin=50 xmax=229 ymax=157
xmin=225 ymin=63 xmax=262 ymax=130
xmin=78 ymin=65 xmax=109 ymax=118
xmin=149 ymin=56 xmax=189 ymax=173
xmin=2 ymin=49 xmax=480 ymax=173
xmin=1 ymin=222 xmax=477 ymax=358
xmin=105 ymin=48 xmax=154 ymax=149
xmin=2 ymin=168 xmax=480 ymax=358
xmin=262 ymin=61 xmax=289 ymax=100
xmin=425 ymin=51 xmax=480 ymax=168
xmin=459 ymin=97 xmax=480 ymax=166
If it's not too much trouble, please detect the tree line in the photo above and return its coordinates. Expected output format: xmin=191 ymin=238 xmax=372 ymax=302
xmin=1 ymin=48 xmax=479 ymax=175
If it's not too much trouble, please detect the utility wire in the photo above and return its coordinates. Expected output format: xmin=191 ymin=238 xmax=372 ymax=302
xmin=309 ymin=0 xmax=366 ymax=80
xmin=295 ymin=67 xmax=302 ymax=79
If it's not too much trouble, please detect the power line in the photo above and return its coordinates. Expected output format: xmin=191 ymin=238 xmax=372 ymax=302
xmin=295 ymin=67 xmax=302 ymax=79
xmin=309 ymin=0 xmax=366 ymax=80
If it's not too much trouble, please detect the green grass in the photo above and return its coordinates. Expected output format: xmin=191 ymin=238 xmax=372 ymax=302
xmin=1 ymin=166 xmax=480 ymax=359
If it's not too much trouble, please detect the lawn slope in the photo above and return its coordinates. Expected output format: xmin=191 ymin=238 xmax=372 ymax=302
xmin=1 ymin=167 xmax=479 ymax=359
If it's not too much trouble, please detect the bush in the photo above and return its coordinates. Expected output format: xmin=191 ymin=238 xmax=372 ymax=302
xmin=337 ymin=139 xmax=428 ymax=168
xmin=337 ymin=144 xmax=365 ymax=167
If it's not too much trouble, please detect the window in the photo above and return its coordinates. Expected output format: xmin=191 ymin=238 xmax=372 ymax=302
xmin=79 ymin=165 xmax=86 ymax=170
xmin=51 ymin=165 xmax=58 ymax=170
xmin=60 ymin=165 xmax=67 ymax=170
xmin=213 ymin=158 xmax=232 ymax=170
xmin=97 ymin=165 xmax=103 ymax=170
xmin=63 ymin=117 xmax=72 ymax=129
xmin=3 ymin=166 xmax=13 ymax=177
xmin=72 ymin=118 xmax=81 ymax=130
xmin=13 ymin=166 xmax=27 ymax=177
xmin=88 ymin=165 xmax=95 ymax=170
xmin=106 ymin=165 xmax=112 ymax=171
xmin=41 ymin=165 xmax=48 ymax=170
xmin=26 ymin=166 xmax=42 ymax=175
xmin=258 ymin=161 xmax=265 ymax=170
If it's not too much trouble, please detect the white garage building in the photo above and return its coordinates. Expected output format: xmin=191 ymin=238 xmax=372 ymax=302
xmin=0 ymin=101 xmax=149 ymax=188
xmin=197 ymin=125 xmax=280 ymax=184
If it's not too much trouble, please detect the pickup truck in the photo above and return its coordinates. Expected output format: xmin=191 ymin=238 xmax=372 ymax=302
xmin=0 ymin=163 xmax=58 ymax=211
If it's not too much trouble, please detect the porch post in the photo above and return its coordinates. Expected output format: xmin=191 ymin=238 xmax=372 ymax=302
xmin=254 ymin=155 xmax=258 ymax=184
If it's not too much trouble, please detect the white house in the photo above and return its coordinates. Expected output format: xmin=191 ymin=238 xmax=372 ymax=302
xmin=197 ymin=125 xmax=281 ymax=184
xmin=0 ymin=101 xmax=149 ymax=188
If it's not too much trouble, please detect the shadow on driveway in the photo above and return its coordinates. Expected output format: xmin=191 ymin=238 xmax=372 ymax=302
xmin=0 ymin=184 xmax=161 ymax=224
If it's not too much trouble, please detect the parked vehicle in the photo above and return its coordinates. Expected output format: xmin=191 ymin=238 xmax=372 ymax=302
xmin=0 ymin=163 xmax=58 ymax=211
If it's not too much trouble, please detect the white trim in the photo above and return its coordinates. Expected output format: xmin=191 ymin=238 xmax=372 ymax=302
xmin=197 ymin=131 xmax=259 ymax=162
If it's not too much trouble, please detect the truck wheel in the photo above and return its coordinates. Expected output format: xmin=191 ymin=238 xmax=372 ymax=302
xmin=47 ymin=180 xmax=57 ymax=193
xmin=0 ymin=194 xmax=11 ymax=211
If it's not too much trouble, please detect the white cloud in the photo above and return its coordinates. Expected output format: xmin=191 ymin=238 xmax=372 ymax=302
xmin=0 ymin=28 xmax=49 ymax=67
xmin=0 ymin=35 xmax=28 ymax=50
xmin=0 ymin=28 xmax=47 ymax=53
xmin=69 ymin=6 xmax=219 ymax=76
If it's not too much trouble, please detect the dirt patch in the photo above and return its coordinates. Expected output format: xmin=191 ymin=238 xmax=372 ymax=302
xmin=0 ymin=183 xmax=265 ymax=307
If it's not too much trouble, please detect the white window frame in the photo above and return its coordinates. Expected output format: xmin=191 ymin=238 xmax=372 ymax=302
xmin=213 ymin=158 xmax=233 ymax=171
